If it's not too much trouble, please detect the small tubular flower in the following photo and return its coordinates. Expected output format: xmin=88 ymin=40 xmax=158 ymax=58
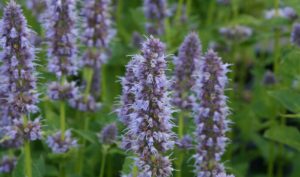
xmin=172 ymin=32 xmax=201 ymax=110
xmin=291 ymin=23 xmax=300 ymax=47
xmin=98 ymin=123 xmax=118 ymax=145
xmin=193 ymin=49 xmax=231 ymax=177
xmin=127 ymin=36 xmax=175 ymax=177
xmin=0 ymin=156 xmax=17 ymax=174
xmin=144 ymin=0 xmax=168 ymax=35
xmin=44 ymin=0 xmax=78 ymax=78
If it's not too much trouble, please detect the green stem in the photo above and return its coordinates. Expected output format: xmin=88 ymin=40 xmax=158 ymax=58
xmin=132 ymin=165 xmax=138 ymax=177
xmin=59 ymin=161 xmax=66 ymax=177
xmin=101 ymin=65 xmax=107 ymax=103
xmin=268 ymin=142 xmax=275 ymax=177
xmin=99 ymin=148 xmax=108 ymax=177
xmin=178 ymin=112 xmax=184 ymax=139
xmin=206 ymin=0 xmax=216 ymax=26
xmin=175 ymin=152 xmax=184 ymax=177
xmin=175 ymin=0 xmax=184 ymax=24
xmin=84 ymin=68 xmax=94 ymax=101
xmin=60 ymin=101 xmax=66 ymax=139
xmin=24 ymin=141 xmax=32 ymax=177
xmin=186 ymin=0 xmax=192 ymax=17
xmin=232 ymin=0 xmax=239 ymax=21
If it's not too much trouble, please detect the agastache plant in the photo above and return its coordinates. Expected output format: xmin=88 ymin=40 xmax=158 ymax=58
xmin=144 ymin=0 xmax=168 ymax=35
xmin=128 ymin=36 xmax=174 ymax=177
xmin=0 ymin=1 xmax=42 ymax=177
xmin=43 ymin=0 xmax=78 ymax=154
xmin=291 ymin=23 xmax=300 ymax=47
xmin=193 ymin=49 xmax=232 ymax=177
xmin=172 ymin=32 xmax=202 ymax=111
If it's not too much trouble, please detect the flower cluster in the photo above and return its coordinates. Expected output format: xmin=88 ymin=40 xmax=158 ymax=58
xmin=219 ymin=25 xmax=252 ymax=41
xmin=291 ymin=23 xmax=300 ymax=47
xmin=48 ymin=81 xmax=78 ymax=100
xmin=0 ymin=156 xmax=17 ymax=174
xmin=81 ymin=0 xmax=115 ymax=67
xmin=99 ymin=123 xmax=118 ymax=145
xmin=176 ymin=135 xmax=193 ymax=150
xmin=44 ymin=0 xmax=78 ymax=78
xmin=69 ymin=94 xmax=100 ymax=112
xmin=193 ymin=49 xmax=231 ymax=177
xmin=0 ymin=1 xmax=39 ymax=120
xmin=144 ymin=0 xmax=168 ymax=35
xmin=126 ymin=37 xmax=175 ymax=177
xmin=26 ymin=0 xmax=47 ymax=21
xmin=172 ymin=32 xmax=201 ymax=110
xmin=216 ymin=173 xmax=235 ymax=177
xmin=46 ymin=130 xmax=78 ymax=154
xmin=265 ymin=7 xmax=298 ymax=21
xmin=216 ymin=0 xmax=231 ymax=5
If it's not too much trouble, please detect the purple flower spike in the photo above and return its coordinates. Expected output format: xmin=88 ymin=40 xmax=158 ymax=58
xmin=291 ymin=23 xmax=300 ymax=47
xmin=68 ymin=94 xmax=101 ymax=112
xmin=46 ymin=130 xmax=78 ymax=154
xmin=127 ymin=36 xmax=175 ymax=176
xmin=44 ymin=0 xmax=78 ymax=78
xmin=98 ymin=123 xmax=118 ymax=145
xmin=48 ymin=81 xmax=78 ymax=101
xmin=172 ymin=32 xmax=201 ymax=110
xmin=81 ymin=0 xmax=115 ymax=66
xmin=0 ymin=1 xmax=39 ymax=120
xmin=144 ymin=0 xmax=168 ymax=35
xmin=176 ymin=135 xmax=193 ymax=150
xmin=0 ymin=156 xmax=17 ymax=174
xmin=193 ymin=49 xmax=231 ymax=177
xmin=26 ymin=0 xmax=47 ymax=21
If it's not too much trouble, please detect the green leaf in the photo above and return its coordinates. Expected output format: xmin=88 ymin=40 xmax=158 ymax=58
xmin=120 ymin=156 xmax=135 ymax=175
xmin=72 ymin=129 xmax=97 ymax=144
xmin=269 ymin=89 xmax=300 ymax=113
xmin=13 ymin=153 xmax=25 ymax=177
xmin=264 ymin=125 xmax=300 ymax=151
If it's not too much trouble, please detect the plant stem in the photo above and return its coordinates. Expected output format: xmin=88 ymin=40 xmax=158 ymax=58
xmin=268 ymin=142 xmax=275 ymax=177
xmin=175 ymin=0 xmax=184 ymax=24
xmin=178 ymin=112 xmax=184 ymax=139
xmin=23 ymin=115 xmax=32 ymax=177
xmin=175 ymin=152 xmax=184 ymax=177
xmin=24 ymin=141 xmax=32 ymax=177
xmin=186 ymin=0 xmax=192 ymax=17
xmin=206 ymin=0 xmax=216 ymax=26
xmin=60 ymin=101 xmax=66 ymax=139
xmin=132 ymin=165 xmax=138 ymax=177
xmin=99 ymin=147 xmax=108 ymax=177
xmin=101 ymin=65 xmax=107 ymax=103
xmin=84 ymin=68 xmax=94 ymax=101
xmin=59 ymin=160 xmax=66 ymax=177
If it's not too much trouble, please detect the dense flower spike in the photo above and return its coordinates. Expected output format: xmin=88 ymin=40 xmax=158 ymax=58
xmin=144 ymin=0 xmax=168 ymax=35
xmin=193 ymin=49 xmax=231 ymax=177
xmin=216 ymin=0 xmax=231 ymax=5
xmin=219 ymin=25 xmax=252 ymax=41
xmin=0 ymin=1 xmax=39 ymax=120
xmin=216 ymin=173 xmax=235 ymax=177
xmin=291 ymin=23 xmax=300 ymax=47
xmin=81 ymin=0 xmax=115 ymax=67
xmin=127 ymin=36 xmax=174 ymax=177
xmin=99 ymin=123 xmax=118 ymax=145
xmin=0 ymin=156 xmax=17 ymax=173
xmin=172 ymin=32 xmax=201 ymax=110
xmin=44 ymin=0 xmax=78 ymax=78
xmin=46 ymin=130 xmax=77 ymax=153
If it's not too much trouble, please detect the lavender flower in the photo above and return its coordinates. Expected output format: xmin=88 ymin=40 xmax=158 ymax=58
xmin=46 ymin=130 xmax=77 ymax=153
xmin=81 ymin=0 xmax=115 ymax=67
xmin=132 ymin=31 xmax=144 ymax=49
xmin=219 ymin=25 xmax=252 ymax=41
xmin=68 ymin=94 xmax=101 ymax=112
xmin=44 ymin=0 xmax=78 ymax=78
xmin=176 ymin=135 xmax=193 ymax=150
xmin=48 ymin=81 xmax=78 ymax=100
xmin=0 ymin=156 xmax=17 ymax=173
xmin=172 ymin=32 xmax=201 ymax=110
xmin=263 ymin=70 xmax=276 ymax=86
xmin=98 ymin=123 xmax=118 ymax=145
xmin=216 ymin=0 xmax=230 ymax=5
xmin=291 ymin=23 xmax=300 ymax=47
xmin=0 ymin=1 xmax=39 ymax=120
xmin=265 ymin=7 xmax=298 ymax=21
xmin=144 ymin=0 xmax=168 ymax=35
xmin=127 ymin=36 xmax=174 ymax=177
xmin=26 ymin=0 xmax=47 ymax=21
xmin=193 ymin=49 xmax=231 ymax=177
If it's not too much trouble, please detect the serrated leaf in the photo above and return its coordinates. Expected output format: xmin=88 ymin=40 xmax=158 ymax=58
xmin=72 ymin=129 xmax=97 ymax=144
xmin=264 ymin=125 xmax=300 ymax=151
xmin=269 ymin=89 xmax=300 ymax=113
xmin=120 ymin=156 xmax=135 ymax=175
xmin=13 ymin=153 xmax=25 ymax=177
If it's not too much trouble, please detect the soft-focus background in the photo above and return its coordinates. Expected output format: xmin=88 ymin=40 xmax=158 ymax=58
xmin=1 ymin=0 xmax=300 ymax=177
